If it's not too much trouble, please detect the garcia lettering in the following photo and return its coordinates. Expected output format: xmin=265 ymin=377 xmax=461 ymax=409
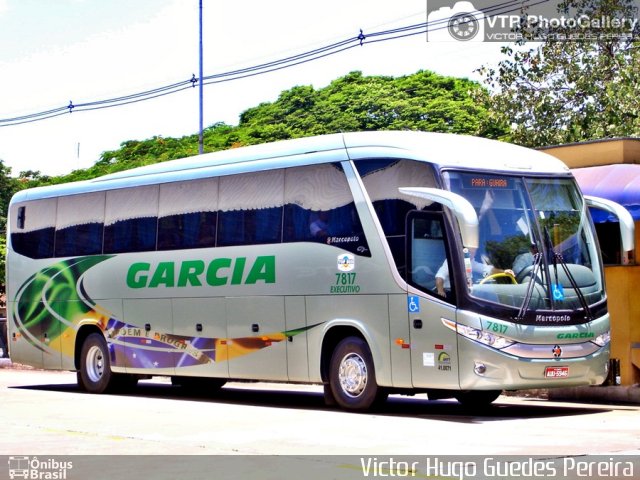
xmin=557 ymin=332 xmax=595 ymax=340
xmin=127 ymin=256 xmax=275 ymax=289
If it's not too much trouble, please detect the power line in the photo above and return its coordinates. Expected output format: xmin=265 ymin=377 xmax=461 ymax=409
xmin=0 ymin=0 xmax=547 ymax=128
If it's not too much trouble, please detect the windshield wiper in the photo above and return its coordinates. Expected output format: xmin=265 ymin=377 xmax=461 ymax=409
xmin=515 ymin=247 xmax=543 ymax=322
xmin=543 ymin=227 xmax=593 ymax=321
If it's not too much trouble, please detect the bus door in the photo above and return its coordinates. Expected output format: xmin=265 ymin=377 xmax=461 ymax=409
xmin=406 ymin=211 xmax=460 ymax=390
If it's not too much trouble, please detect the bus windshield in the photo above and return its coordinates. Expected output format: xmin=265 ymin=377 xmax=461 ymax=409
xmin=443 ymin=172 xmax=604 ymax=316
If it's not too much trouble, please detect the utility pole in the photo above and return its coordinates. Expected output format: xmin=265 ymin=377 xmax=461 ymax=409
xmin=198 ymin=0 xmax=204 ymax=155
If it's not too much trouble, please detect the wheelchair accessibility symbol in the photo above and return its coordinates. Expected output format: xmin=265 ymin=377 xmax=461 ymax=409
xmin=552 ymin=283 xmax=565 ymax=301
xmin=408 ymin=296 xmax=420 ymax=313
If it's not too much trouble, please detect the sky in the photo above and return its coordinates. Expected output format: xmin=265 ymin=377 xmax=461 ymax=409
xmin=0 ymin=0 xmax=510 ymax=176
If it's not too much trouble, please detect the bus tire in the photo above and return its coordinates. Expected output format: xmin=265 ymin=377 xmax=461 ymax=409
xmin=329 ymin=336 xmax=381 ymax=411
xmin=454 ymin=390 xmax=501 ymax=407
xmin=323 ymin=383 xmax=338 ymax=407
xmin=77 ymin=333 xmax=114 ymax=394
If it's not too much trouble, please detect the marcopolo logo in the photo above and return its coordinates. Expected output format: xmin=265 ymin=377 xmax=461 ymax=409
xmin=426 ymin=0 xmax=640 ymax=42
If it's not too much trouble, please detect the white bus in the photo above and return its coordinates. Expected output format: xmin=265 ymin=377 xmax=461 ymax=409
xmin=6 ymin=131 xmax=633 ymax=411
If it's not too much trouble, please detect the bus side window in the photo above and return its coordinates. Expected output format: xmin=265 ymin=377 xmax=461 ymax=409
xmin=104 ymin=185 xmax=159 ymax=254
xmin=10 ymin=199 xmax=56 ymax=259
xmin=55 ymin=192 xmax=105 ymax=257
xmin=217 ymin=170 xmax=284 ymax=247
xmin=158 ymin=178 xmax=218 ymax=251
xmin=354 ymin=158 xmax=440 ymax=274
xmin=283 ymin=163 xmax=370 ymax=256
xmin=407 ymin=212 xmax=455 ymax=302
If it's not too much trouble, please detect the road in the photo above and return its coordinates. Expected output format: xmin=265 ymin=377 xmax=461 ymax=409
xmin=1 ymin=367 xmax=639 ymax=458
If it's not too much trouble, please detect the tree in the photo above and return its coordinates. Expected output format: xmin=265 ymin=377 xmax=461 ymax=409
xmin=0 ymin=160 xmax=19 ymax=232
xmin=479 ymin=0 xmax=640 ymax=147
xmin=0 ymin=234 xmax=5 ymax=308
xmin=238 ymin=70 xmax=501 ymax=141
xmin=0 ymin=159 xmax=20 ymax=307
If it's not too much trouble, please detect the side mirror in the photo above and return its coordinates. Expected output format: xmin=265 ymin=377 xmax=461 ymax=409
xmin=585 ymin=195 xmax=635 ymax=254
xmin=399 ymin=187 xmax=479 ymax=249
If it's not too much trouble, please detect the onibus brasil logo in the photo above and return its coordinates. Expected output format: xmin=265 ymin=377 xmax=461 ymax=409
xmin=8 ymin=457 xmax=73 ymax=480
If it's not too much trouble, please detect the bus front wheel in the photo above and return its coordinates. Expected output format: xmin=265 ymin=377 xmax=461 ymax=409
xmin=78 ymin=333 xmax=115 ymax=394
xmin=329 ymin=336 xmax=385 ymax=411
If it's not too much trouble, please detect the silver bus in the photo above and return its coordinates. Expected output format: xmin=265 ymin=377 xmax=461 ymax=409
xmin=6 ymin=131 xmax=633 ymax=411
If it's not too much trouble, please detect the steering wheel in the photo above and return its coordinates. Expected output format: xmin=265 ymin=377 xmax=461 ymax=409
xmin=479 ymin=272 xmax=517 ymax=285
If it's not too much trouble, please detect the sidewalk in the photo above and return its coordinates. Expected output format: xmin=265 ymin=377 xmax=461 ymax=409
xmin=547 ymin=385 xmax=640 ymax=405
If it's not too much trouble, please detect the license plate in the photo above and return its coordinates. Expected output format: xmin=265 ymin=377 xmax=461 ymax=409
xmin=545 ymin=366 xmax=569 ymax=378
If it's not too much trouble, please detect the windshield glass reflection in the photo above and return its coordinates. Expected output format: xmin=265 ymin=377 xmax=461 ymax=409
xmin=444 ymin=172 xmax=604 ymax=316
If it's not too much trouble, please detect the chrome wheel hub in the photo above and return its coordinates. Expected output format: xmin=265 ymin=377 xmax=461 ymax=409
xmin=338 ymin=352 xmax=367 ymax=398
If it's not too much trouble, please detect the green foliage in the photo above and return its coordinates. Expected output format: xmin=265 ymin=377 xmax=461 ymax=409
xmin=238 ymin=70 xmax=497 ymax=137
xmin=479 ymin=0 xmax=640 ymax=147
xmin=0 ymin=159 xmax=20 ymax=304
xmin=0 ymin=234 xmax=5 ymax=306
xmin=0 ymin=160 xmax=20 ymax=233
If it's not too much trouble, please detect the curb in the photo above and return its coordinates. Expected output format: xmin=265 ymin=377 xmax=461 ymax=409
xmin=548 ymin=385 xmax=640 ymax=405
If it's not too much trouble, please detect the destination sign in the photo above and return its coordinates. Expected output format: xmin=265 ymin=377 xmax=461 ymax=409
xmin=462 ymin=176 xmax=515 ymax=190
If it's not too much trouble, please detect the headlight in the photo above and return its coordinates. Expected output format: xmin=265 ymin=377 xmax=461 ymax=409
xmin=454 ymin=323 xmax=515 ymax=349
xmin=592 ymin=331 xmax=611 ymax=347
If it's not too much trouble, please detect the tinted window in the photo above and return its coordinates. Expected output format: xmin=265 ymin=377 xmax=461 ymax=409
xmin=355 ymin=159 xmax=439 ymax=271
xmin=158 ymin=212 xmax=217 ymax=250
xmin=283 ymin=163 xmax=370 ymax=256
xmin=12 ymin=162 xmax=373 ymax=259
xmin=104 ymin=185 xmax=159 ymax=254
xmin=55 ymin=223 xmax=103 ymax=256
xmin=158 ymin=179 xmax=218 ymax=250
xmin=12 ymin=227 xmax=55 ymax=259
xmin=217 ymin=170 xmax=284 ymax=247
xmin=10 ymin=199 xmax=56 ymax=259
xmin=104 ymin=218 xmax=158 ymax=253
xmin=55 ymin=192 xmax=105 ymax=257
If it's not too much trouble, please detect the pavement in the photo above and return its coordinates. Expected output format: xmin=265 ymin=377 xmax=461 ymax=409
xmin=548 ymin=384 xmax=640 ymax=404
xmin=1 ymin=357 xmax=638 ymax=405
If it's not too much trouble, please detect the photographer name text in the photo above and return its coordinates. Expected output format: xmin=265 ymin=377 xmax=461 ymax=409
xmin=360 ymin=457 xmax=634 ymax=478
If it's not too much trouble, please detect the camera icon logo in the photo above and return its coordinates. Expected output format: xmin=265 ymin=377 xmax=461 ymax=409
xmin=427 ymin=1 xmax=485 ymax=42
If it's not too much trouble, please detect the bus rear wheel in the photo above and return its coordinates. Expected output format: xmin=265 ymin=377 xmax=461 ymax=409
xmin=78 ymin=333 xmax=115 ymax=394
xmin=329 ymin=336 xmax=385 ymax=411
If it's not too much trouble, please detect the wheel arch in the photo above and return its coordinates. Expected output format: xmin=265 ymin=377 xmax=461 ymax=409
xmin=320 ymin=324 xmax=374 ymax=384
